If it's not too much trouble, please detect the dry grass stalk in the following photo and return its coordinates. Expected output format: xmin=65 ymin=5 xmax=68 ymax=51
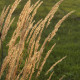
xmin=47 ymin=71 xmax=54 ymax=80
xmin=45 ymin=56 xmax=67 ymax=75
xmin=27 ymin=0 xmax=73 ymax=70
xmin=0 ymin=0 xmax=21 ymax=78
xmin=35 ymin=11 xmax=74 ymax=67
xmin=1 ymin=0 xmax=21 ymax=41
xmin=26 ymin=19 xmax=42 ymax=43
xmin=4 ymin=1 xmax=34 ymax=78
xmin=0 ymin=0 xmax=74 ymax=80
xmin=59 ymin=75 xmax=66 ymax=80
xmin=36 ymin=43 xmax=56 ymax=77
xmin=28 ymin=41 xmax=35 ymax=61
xmin=0 ymin=5 xmax=10 ymax=32
xmin=48 ymin=11 xmax=75 ymax=42
xmin=34 ymin=26 xmax=43 ymax=53
xmin=35 ymin=11 xmax=74 ymax=69
xmin=45 ymin=0 xmax=64 ymax=28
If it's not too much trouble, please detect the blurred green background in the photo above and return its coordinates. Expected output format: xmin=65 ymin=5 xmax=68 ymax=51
xmin=0 ymin=0 xmax=80 ymax=80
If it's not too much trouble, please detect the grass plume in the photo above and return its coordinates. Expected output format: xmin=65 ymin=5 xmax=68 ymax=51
xmin=0 ymin=0 xmax=74 ymax=80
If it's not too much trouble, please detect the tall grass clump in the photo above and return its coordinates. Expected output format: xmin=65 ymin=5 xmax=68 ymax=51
xmin=0 ymin=0 xmax=74 ymax=80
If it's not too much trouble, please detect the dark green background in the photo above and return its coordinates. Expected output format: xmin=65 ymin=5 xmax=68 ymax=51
xmin=0 ymin=0 xmax=80 ymax=80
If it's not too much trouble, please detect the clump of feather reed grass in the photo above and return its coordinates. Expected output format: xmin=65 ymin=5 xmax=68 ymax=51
xmin=0 ymin=0 xmax=74 ymax=80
